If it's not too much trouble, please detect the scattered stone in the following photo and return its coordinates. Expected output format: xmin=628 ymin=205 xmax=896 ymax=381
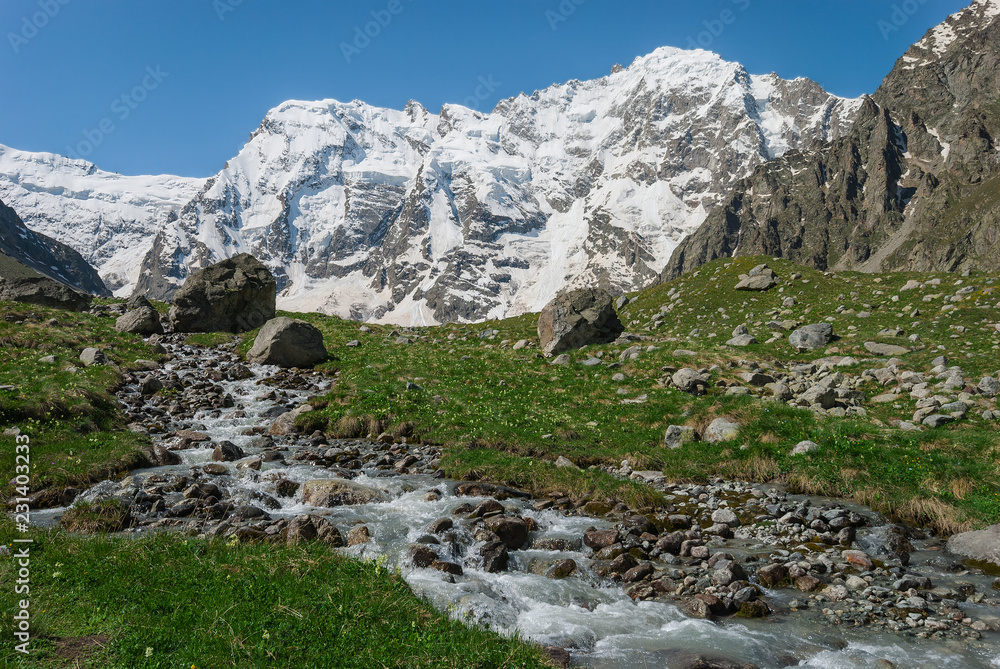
xmin=555 ymin=456 xmax=579 ymax=469
xmin=791 ymin=440 xmax=819 ymax=456
xmin=704 ymin=418 xmax=740 ymax=443
xmin=922 ymin=414 xmax=954 ymax=428
xmin=864 ymin=342 xmax=910 ymax=356
xmin=212 ymin=441 xmax=245 ymax=462
xmin=841 ymin=549 xmax=874 ymax=570
xmin=664 ymin=425 xmax=698 ymax=449
xmin=346 ymin=524 xmax=371 ymax=546
xmin=79 ymin=347 xmax=109 ymax=366
xmin=546 ymin=559 xmax=577 ymax=579
xmin=672 ymin=368 xmax=709 ymax=395
xmin=484 ymin=517 xmax=529 ymax=550
xmin=978 ymin=377 xmax=1000 ymax=397
xmin=735 ymin=264 xmax=778 ymax=291
xmin=789 ymin=323 xmax=834 ymax=351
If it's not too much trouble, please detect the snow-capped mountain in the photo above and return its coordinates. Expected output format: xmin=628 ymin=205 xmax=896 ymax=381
xmin=0 ymin=146 xmax=204 ymax=293
xmin=0 ymin=47 xmax=861 ymax=324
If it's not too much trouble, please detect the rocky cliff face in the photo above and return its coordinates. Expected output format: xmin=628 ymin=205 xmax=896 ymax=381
xmin=1 ymin=47 xmax=858 ymax=324
xmin=662 ymin=0 xmax=1000 ymax=281
xmin=0 ymin=198 xmax=108 ymax=296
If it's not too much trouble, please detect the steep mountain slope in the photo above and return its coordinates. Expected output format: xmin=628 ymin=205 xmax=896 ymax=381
xmin=0 ymin=198 xmax=108 ymax=296
xmin=661 ymin=0 xmax=1000 ymax=280
xmin=0 ymin=48 xmax=860 ymax=324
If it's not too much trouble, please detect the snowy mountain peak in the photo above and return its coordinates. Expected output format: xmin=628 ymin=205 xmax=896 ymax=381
xmin=0 ymin=46 xmax=862 ymax=324
xmin=911 ymin=0 xmax=1000 ymax=56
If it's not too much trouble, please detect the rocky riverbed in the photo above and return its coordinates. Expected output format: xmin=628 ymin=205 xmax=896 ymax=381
xmin=32 ymin=335 xmax=1000 ymax=668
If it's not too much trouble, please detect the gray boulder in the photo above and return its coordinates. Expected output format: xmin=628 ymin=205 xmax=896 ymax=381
xmin=672 ymin=368 xmax=709 ymax=395
xmin=735 ymin=264 xmax=779 ymax=291
xmin=664 ymin=425 xmax=698 ymax=449
xmin=789 ymin=323 xmax=834 ymax=351
xmin=169 ymin=254 xmax=276 ymax=333
xmin=791 ymin=440 xmax=819 ymax=455
xmin=800 ymin=386 xmax=836 ymax=409
xmin=978 ymin=377 xmax=1000 ymax=397
xmin=537 ymin=288 xmax=624 ymax=357
xmin=79 ymin=347 xmax=109 ymax=366
xmin=922 ymin=414 xmax=954 ymax=428
xmin=864 ymin=341 xmax=910 ymax=356
xmin=126 ymin=294 xmax=154 ymax=311
xmin=726 ymin=334 xmax=757 ymax=347
xmin=704 ymin=418 xmax=740 ymax=443
xmin=301 ymin=479 xmax=388 ymax=507
xmin=947 ymin=524 xmax=1000 ymax=568
xmin=247 ymin=317 xmax=327 ymax=368
xmin=115 ymin=306 xmax=163 ymax=335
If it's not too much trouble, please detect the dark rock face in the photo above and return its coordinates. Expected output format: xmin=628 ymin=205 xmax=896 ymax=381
xmin=0 ymin=199 xmax=109 ymax=297
xmin=246 ymin=317 xmax=327 ymax=368
xmin=661 ymin=3 xmax=1000 ymax=280
xmin=0 ymin=254 xmax=93 ymax=311
xmin=537 ymin=288 xmax=624 ymax=357
xmin=168 ymin=254 xmax=276 ymax=333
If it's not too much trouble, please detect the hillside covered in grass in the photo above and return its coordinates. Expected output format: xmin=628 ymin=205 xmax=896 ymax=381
xmin=267 ymin=256 xmax=1000 ymax=534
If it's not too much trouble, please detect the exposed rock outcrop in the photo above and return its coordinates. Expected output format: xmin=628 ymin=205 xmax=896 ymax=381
xmin=0 ymin=254 xmax=93 ymax=311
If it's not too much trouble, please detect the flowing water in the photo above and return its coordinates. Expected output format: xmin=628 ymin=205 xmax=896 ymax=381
xmin=41 ymin=343 xmax=1000 ymax=668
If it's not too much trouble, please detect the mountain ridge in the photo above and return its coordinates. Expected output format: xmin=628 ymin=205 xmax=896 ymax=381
xmin=660 ymin=0 xmax=1000 ymax=281
xmin=0 ymin=46 xmax=859 ymax=324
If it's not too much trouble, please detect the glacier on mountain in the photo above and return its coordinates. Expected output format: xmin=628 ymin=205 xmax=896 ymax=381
xmin=0 ymin=46 xmax=862 ymax=324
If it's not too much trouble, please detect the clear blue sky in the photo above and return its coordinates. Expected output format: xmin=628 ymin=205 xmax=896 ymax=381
xmin=0 ymin=0 xmax=969 ymax=177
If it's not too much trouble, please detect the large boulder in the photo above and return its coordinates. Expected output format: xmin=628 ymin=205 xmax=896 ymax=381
xmin=704 ymin=418 xmax=741 ymax=443
xmin=946 ymin=524 xmax=1000 ymax=568
xmin=734 ymin=264 xmax=778 ymax=291
xmin=789 ymin=323 xmax=834 ymax=351
xmin=115 ymin=306 xmax=164 ymax=335
xmin=537 ymin=288 xmax=624 ymax=357
xmin=169 ymin=254 xmax=276 ymax=333
xmin=301 ymin=479 xmax=388 ymax=507
xmin=672 ymin=368 xmax=710 ymax=395
xmin=247 ymin=317 xmax=327 ymax=368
